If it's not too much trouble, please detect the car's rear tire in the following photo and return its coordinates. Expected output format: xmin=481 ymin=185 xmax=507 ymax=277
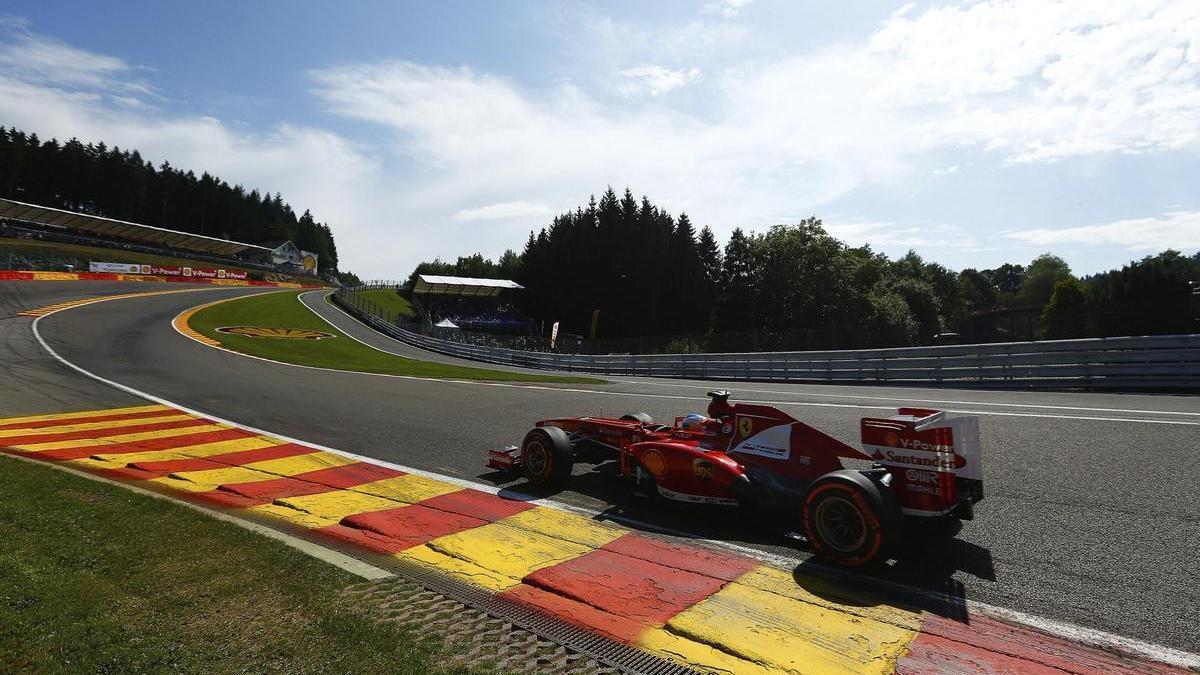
xmin=620 ymin=412 xmax=654 ymax=425
xmin=521 ymin=426 xmax=573 ymax=491
xmin=802 ymin=471 xmax=897 ymax=567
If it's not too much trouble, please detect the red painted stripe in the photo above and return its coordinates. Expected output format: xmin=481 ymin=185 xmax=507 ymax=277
xmin=0 ymin=408 xmax=181 ymax=431
xmin=128 ymin=443 xmax=315 ymax=474
xmin=504 ymin=584 xmax=645 ymax=643
xmin=524 ymin=548 xmax=728 ymax=625
xmin=315 ymin=524 xmax=413 ymax=554
xmin=1 ymin=418 xmax=211 ymax=446
xmin=288 ymin=462 xmax=405 ymax=488
xmin=415 ymin=489 xmax=534 ymax=522
xmin=339 ymin=504 xmax=485 ymax=549
xmin=33 ymin=428 xmax=252 ymax=461
xmin=214 ymin=477 xmax=332 ymax=501
xmin=99 ymin=464 xmax=214 ymax=481
xmin=901 ymin=613 xmax=1189 ymax=675
xmin=601 ymin=533 xmax=758 ymax=582
xmin=194 ymin=461 xmax=406 ymax=507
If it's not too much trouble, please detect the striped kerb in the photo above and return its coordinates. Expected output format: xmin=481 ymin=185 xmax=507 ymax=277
xmin=1 ymin=405 xmax=1183 ymax=675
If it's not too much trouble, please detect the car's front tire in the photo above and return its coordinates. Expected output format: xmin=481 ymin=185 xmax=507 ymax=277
xmin=521 ymin=426 xmax=573 ymax=491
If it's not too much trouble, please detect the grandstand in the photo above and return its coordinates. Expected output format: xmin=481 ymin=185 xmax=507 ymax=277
xmin=411 ymin=275 xmax=532 ymax=334
xmin=0 ymin=197 xmax=318 ymax=279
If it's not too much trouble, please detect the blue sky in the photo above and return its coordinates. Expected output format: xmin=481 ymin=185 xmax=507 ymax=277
xmin=1 ymin=1 xmax=1197 ymax=278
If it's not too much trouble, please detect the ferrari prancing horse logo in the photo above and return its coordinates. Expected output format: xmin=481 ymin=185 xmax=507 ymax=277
xmin=216 ymin=326 xmax=336 ymax=340
xmin=737 ymin=417 xmax=754 ymax=438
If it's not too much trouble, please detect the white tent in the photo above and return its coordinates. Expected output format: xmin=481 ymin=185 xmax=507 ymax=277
xmin=434 ymin=318 xmax=460 ymax=329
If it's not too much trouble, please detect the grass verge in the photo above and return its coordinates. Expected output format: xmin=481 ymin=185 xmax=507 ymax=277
xmin=348 ymin=288 xmax=415 ymax=320
xmin=189 ymin=290 xmax=603 ymax=384
xmin=0 ymin=454 xmax=480 ymax=673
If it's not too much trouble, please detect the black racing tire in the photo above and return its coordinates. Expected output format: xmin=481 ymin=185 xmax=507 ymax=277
xmin=521 ymin=426 xmax=574 ymax=491
xmin=801 ymin=471 xmax=898 ymax=567
xmin=620 ymin=412 xmax=655 ymax=425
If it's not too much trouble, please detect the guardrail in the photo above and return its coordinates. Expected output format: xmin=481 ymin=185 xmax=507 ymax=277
xmin=333 ymin=289 xmax=1200 ymax=390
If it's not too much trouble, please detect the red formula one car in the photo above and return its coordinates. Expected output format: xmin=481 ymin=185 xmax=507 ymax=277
xmin=488 ymin=391 xmax=983 ymax=566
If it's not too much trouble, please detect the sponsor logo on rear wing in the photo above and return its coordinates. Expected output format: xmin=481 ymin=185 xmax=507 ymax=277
xmin=861 ymin=409 xmax=983 ymax=516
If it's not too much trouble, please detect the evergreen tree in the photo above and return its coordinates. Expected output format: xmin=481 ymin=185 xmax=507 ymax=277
xmin=1042 ymin=278 xmax=1089 ymax=339
xmin=0 ymin=125 xmax=341 ymax=271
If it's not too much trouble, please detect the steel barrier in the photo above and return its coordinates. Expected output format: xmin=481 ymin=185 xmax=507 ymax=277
xmin=333 ymin=287 xmax=1200 ymax=390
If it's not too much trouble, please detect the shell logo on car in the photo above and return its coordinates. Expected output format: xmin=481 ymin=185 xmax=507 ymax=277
xmin=640 ymin=448 xmax=669 ymax=478
xmin=215 ymin=326 xmax=335 ymax=340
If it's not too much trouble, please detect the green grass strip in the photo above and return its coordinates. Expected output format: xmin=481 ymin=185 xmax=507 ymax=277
xmin=189 ymin=290 xmax=603 ymax=384
xmin=348 ymin=288 xmax=416 ymax=320
xmin=0 ymin=454 xmax=482 ymax=673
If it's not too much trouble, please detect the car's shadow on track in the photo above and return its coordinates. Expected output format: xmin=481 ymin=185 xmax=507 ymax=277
xmin=479 ymin=460 xmax=996 ymax=620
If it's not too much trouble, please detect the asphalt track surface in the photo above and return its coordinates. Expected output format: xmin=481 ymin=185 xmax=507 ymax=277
xmin=4 ymin=281 xmax=1199 ymax=654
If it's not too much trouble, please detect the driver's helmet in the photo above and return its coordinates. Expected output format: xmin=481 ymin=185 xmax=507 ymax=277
xmin=679 ymin=413 xmax=708 ymax=431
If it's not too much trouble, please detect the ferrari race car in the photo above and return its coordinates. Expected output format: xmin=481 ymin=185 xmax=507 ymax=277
xmin=488 ymin=391 xmax=983 ymax=566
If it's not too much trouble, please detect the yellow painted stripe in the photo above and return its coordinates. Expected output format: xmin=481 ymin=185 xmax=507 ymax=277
xmin=153 ymin=466 xmax=283 ymax=492
xmin=251 ymin=490 xmax=400 ymax=528
xmin=0 ymin=405 xmax=170 ymax=426
xmin=498 ymin=507 xmax=627 ymax=548
xmin=30 ymin=271 xmax=83 ymax=281
xmin=733 ymin=565 xmax=922 ymax=631
xmin=242 ymin=451 xmax=357 ymax=475
xmin=172 ymin=301 xmax=224 ymax=347
xmin=345 ymin=473 xmax=460 ymax=504
xmin=656 ymin=567 xmax=919 ymax=675
xmin=399 ymin=544 xmax=520 ymax=591
xmin=422 ymin=521 xmax=599 ymax=584
xmin=73 ymin=436 xmax=282 ymax=469
xmin=639 ymin=629 xmax=777 ymax=675
xmin=155 ymin=449 xmax=358 ymax=491
xmin=9 ymin=423 xmax=229 ymax=452
xmin=0 ymin=414 xmax=195 ymax=438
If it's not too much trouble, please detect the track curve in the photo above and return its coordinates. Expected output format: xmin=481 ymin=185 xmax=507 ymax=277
xmin=7 ymin=282 xmax=1200 ymax=652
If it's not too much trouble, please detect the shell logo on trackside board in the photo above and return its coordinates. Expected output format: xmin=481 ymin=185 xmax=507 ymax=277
xmin=215 ymin=326 xmax=336 ymax=340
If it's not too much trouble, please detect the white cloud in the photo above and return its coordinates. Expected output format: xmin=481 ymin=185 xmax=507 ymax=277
xmin=1005 ymin=211 xmax=1200 ymax=252
xmin=824 ymin=220 xmax=982 ymax=253
xmin=0 ymin=23 xmax=152 ymax=96
xmin=453 ymin=200 xmax=552 ymax=221
xmin=706 ymin=0 xmax=752 ymax=19
xmin=619 ymin=65 xmax=701 ymax=96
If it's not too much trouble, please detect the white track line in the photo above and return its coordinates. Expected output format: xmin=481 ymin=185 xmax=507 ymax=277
xmin=29 ymin=289 xmax=1200 ymax=670
xmin=607 ymin=378 xmax=1200 ymax=418
xmin=298 ymin=290 xmax=416 ymax=360
xmin=289 ymin=292 xmax=1200 ymax=427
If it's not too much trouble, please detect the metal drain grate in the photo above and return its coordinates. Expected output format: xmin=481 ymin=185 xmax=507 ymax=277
xmin=345 ymin=577 xmax=624 ymax=674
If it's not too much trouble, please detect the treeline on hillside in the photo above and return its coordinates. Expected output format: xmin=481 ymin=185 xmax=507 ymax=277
xmin=409 ymin=187 xmax=1199 ymax=350
xmin=0 ymin=126 xmax=339 ymax=270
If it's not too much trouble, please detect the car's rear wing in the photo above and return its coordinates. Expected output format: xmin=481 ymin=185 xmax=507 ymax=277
xmin=861 ymin=408 xmax=983 ymax=518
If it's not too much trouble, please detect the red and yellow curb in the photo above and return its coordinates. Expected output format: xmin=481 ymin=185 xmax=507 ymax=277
xmin=171 ymin=300 xmax=226 ymax=347
xmin=0 ymin=404 xmax=1189 ymax=674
